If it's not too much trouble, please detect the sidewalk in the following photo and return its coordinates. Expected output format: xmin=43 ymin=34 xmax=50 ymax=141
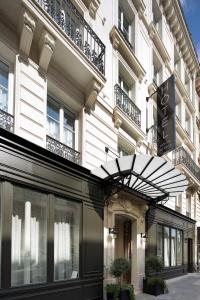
xmin=136 ymin=273 xmax=200 ymax=300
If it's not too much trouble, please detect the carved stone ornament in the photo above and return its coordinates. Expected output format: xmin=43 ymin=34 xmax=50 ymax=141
xmin=85 ymin=78 xmax=102 ymax=112
xmin=88 ymin=0 xmax=100 ymax=19
xmin=19 ymin=9 xmax=36 ymax=57
xmin=39 ymin=29 xmax=56 ymax=73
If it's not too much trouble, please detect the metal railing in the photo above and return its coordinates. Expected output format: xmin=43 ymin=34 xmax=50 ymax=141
xmin=46 ymin=135 xmax=80 ymax=164
xmin=36 ymin=0 xmax=105 ymax=75
xmin=114 ymin=84 xmax=141 ymax=127
xmin=0 ymin=109 xmax=14 ymax=132
xmin=173 ymin=147 xmax=200 ymax=182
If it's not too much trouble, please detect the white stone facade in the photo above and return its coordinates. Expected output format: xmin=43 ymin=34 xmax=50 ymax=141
xmin=0 ymin=0 xmax=200 ymax=294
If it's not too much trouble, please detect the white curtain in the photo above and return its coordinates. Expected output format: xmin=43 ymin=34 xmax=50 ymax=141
xmin=171 ymin=238 xmax=176 ymax=266
xmin=12 ymin=201 xmax=41 ymax=286
xmin=54 ymin=221 xmax=71 ymax=280
xmin=47 ymin=117 xmax=59 ymax=140
xmin=164 ymin=228 xmax=170 ymax=267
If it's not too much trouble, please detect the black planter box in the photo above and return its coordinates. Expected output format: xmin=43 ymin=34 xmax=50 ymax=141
xmin=119 ymin=289 xmax=130 ymax=300
xmin=143 ymin=278 xmax=164 ymax=296
xmin=106 ymin=293 xmax=114 ymax=300
xmin=106 ymin=289 xmax=130 ymax=300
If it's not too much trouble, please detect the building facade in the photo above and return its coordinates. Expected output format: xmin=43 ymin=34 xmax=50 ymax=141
xmin=0 ymin=0 xmax=200 ymax=298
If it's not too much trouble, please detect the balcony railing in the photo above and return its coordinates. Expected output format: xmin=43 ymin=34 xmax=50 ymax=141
xmin=114 ymin=84 xmax=141 ymax=127
xmin=0 ymin=109 xmax=14 ymax=132
xmin=46 ymin=135 xmax=80 ymax=164
xmin=36 ymin=0 xmax=105 ymax=75
xmin=173 ymin=147 xmax=200 ymax=182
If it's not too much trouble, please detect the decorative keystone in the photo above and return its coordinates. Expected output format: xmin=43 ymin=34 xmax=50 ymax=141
xmin=39 ymin=29 xmax=56 ymax=73
xmin=19 ymin=9 xmax=36 ymax=57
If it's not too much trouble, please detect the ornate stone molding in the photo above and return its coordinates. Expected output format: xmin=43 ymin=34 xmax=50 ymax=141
xmin=88 ymin=0 xmax=100 ymax=19
xmin=39 ymin=29 xmax=56 ymax=73
xmin=19 ymin=9 xmax=36 ymax=57
xmin=85 ymin=78 xmax=102 ymax=111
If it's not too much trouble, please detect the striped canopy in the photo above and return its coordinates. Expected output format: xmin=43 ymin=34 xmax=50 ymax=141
xmin=92 ymin=154 xmax=188 ymax=203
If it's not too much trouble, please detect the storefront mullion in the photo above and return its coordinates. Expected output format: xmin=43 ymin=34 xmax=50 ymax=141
xmin=1 ymin=181 xmax=13 ymax=289
xmin=47 ymin=194 xmax=55 ymax=283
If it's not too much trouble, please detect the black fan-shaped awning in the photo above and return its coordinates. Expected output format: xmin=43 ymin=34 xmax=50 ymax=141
xmin=92 ymin=155 xmax=188 ymax=203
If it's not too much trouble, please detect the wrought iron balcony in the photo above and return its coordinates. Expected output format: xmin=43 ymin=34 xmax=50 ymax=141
xmin=46 ymin=135 xmax=80 ymax=164
xmin=0 ymin=109 xmax=14 ymax=132
xmin=114 ymin=84 xmax=141 ymax=127
xmin=173 ymin=147 xmax=200 ymax=182
xmin=36 ymin=0 xmax=105 ymax=75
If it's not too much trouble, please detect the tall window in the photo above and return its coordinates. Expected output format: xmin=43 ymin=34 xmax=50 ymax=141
xmin=118 ymin=7 xmax=130 ymax=42
xmin=171 ymin=228 xmax=176 ymax=266
xmin=186 ymin=194 xmax=191 ymax=217
xmin=54 ymin=198 xmax=80 ymax=281
xmin=164 ymin=227 xmax=170 ymax=267
xmin=0 ymin=60 xmax=9 ymax=112
xmin=177 ymin=230 xmax=183 ymax=265
xmin=158 ymin=225 xmax=183 ymax=268
xmin=11 ymin=186 xmax=47 ymax=286
xmin=47 ymin=97 xmax=75 ymax=149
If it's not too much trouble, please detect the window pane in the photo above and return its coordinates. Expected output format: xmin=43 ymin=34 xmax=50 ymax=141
xmin=157 ymin=225 xmax=163 ymax=260
xmin=171 ymin=228 xmax=176 ymax=266
xmin=47 ymin=100 xmax=60 ymax=140
xmin=177 ymin=230 xmax=183 ymax=265
xmin=164 ymin=227 xmax=170 ymax=267
xmin=11 ymin=186 xmax=47 ymax=286
xmin=54 ymin=198 xmax=80 ymax=281
xmin=0 ymin=61 xmax=9 ymax=111
xmin=63 ymin=111 xmax=75 ymax=148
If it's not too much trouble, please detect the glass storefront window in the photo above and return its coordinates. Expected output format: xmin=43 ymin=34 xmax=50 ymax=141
xmin=177 ymin=230 xmax=183 ymax=265
xmin=171 ymin=228 xmax=176 ymax=266
xmin=164 ymin=227 xmax=170 ymax=267
xmin=11 ymin=186 xmax=47 ymax=286
xmin=54 ymin=198 xmax=80 ymax=281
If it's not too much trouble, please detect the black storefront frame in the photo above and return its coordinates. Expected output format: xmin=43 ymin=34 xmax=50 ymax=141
xmin=0 ymin=128 xmax=104 ymax=299
xmin=146 ymin=204 xmax=195 ymax=279
xmin=157 ymin=223 xmax=184 ymax=270
xmin=0 ymin=180 xmax=84 ymax=289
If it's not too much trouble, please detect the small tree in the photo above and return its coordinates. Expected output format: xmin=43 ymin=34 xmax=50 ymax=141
xmin=110 ymin=258 xmax=131 ymax=286
xmin=146 ymin=256 xmax=163 ymax=274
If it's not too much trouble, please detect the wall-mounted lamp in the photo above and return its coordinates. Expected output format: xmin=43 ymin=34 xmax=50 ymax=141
xmin=109 ymin=228 xmax=117 ymax=239
xmin=140 ymin=233 xmax=147 ymax=239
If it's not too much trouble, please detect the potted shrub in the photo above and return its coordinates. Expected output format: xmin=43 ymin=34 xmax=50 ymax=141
xmin=105 ymin=258 xmax=135 ymax=300
xmin=143 ymin=256 xmax=167 ymax=296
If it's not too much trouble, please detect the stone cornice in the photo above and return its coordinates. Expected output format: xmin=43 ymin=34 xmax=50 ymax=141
xmin=149 ymin=22 xmax=170 ymax=64
xmin=110 ymin=26 xmax=146 ymax=82
xmin=162 ymin=0 xmax=200 ymax=75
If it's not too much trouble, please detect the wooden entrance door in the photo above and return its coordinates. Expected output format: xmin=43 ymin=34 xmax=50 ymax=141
xmin=123 ymin=221 xmax=132 ymax=283
xmin=188 ymin=238 xmax=193 ymax=272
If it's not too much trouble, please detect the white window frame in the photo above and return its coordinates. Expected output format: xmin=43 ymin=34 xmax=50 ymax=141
xmin=0 ymin=56 xmax=14 ymax=115
xmin=47 ymin=95 xmax=77 ymax=150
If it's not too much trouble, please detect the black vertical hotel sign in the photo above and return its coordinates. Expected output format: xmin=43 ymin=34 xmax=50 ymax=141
xmin=157 ymin=75 xmax=176 ymax=156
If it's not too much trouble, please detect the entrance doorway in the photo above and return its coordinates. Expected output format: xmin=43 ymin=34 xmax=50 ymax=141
xmin=115 ymin=215 xmax=132 ymax=284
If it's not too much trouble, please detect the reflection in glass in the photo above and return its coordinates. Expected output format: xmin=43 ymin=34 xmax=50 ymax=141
xmin=0 ymin=61 xmax=9 ymax=112
xmin=177 ymin=230 xmax=183 ymax=265
xmin=171 ymin=228 xmax=176 ymax=266
xmin=11 ymin=186 xmax=47 ymax=286
xmin=54 ymin=198 xmax=80 ymax=281
xmin=164 ymin=227 xmax=170 ymax=267
xmin=157 ymin=224 xmax=163 ymax=259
